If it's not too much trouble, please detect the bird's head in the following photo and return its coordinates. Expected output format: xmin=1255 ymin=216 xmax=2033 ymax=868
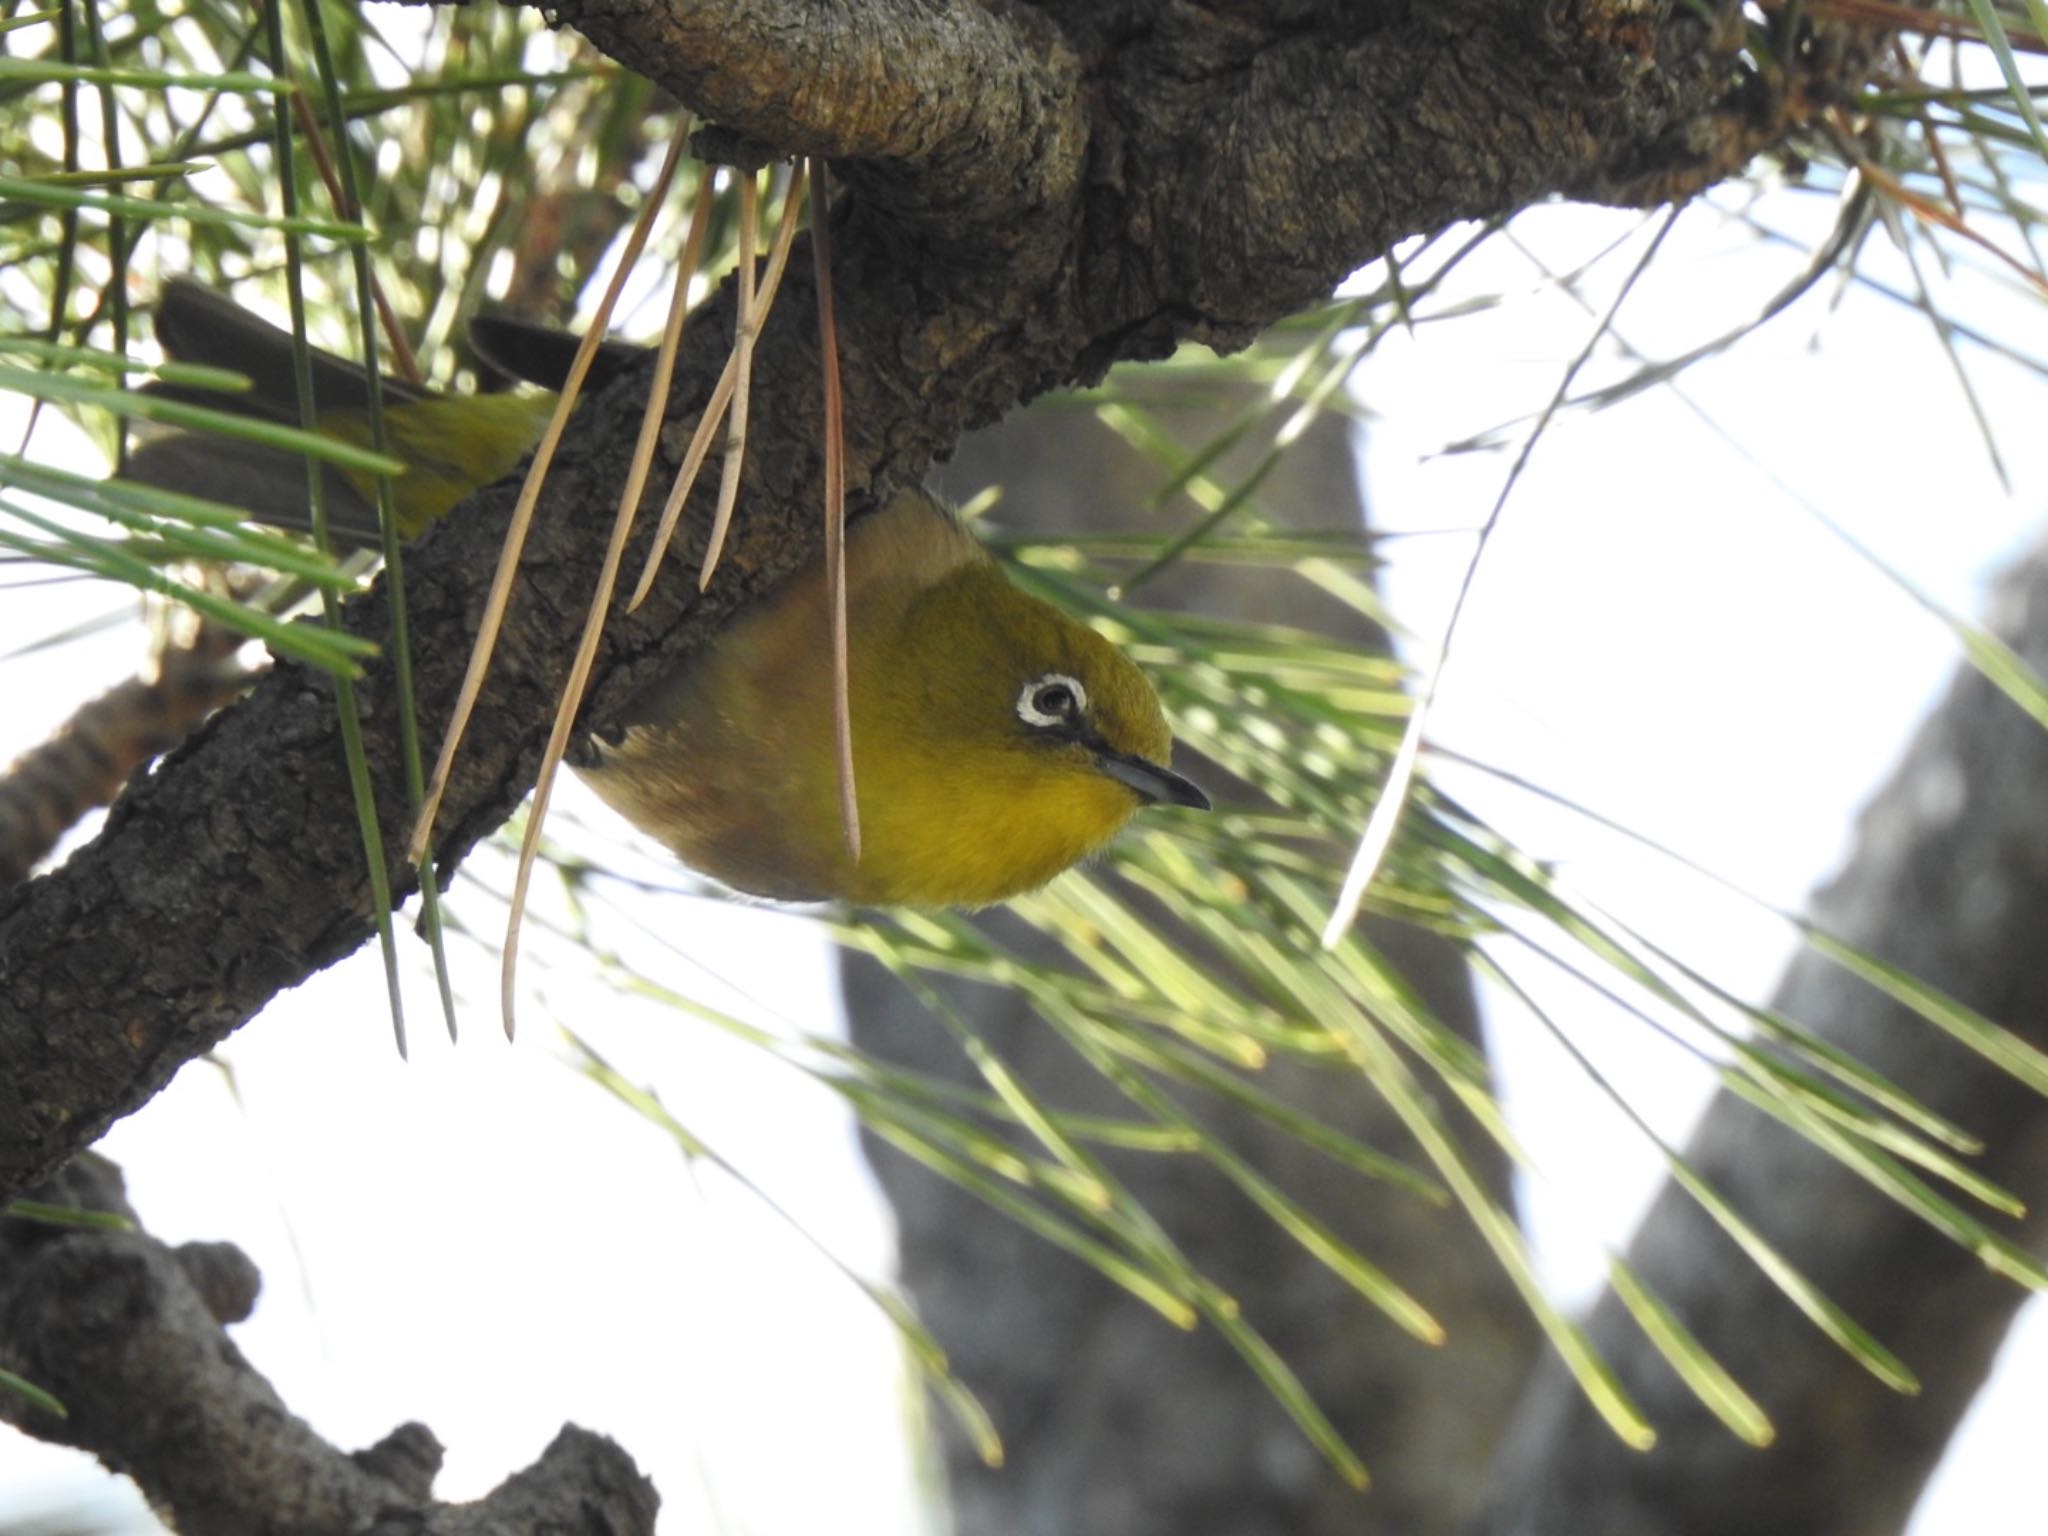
xmin=1005 ymin=647 xmax=1211 ymax=813
xmin=894 ymin=561 xmax=1210 ymax=819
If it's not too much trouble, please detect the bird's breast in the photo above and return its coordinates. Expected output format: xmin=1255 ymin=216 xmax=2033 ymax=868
xmin=581 ymin=724 xmax=1141 ymax=908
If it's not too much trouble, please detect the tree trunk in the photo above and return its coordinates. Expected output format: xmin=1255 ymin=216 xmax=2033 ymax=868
xmin=1474 ymin=536 xmax=2048 ymax=1536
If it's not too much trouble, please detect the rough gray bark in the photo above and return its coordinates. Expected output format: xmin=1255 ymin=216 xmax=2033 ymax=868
xmin=1473 ymin=541 xmax=2048 ymax=1536
xmin=845 ymin=389 xmax=1542 ymax=1535
xmin=0 ymin=1157 xmax=659 ymax=1535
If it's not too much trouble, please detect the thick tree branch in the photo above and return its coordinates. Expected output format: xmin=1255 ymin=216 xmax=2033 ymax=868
xmin=1473 ymin=537 xmax=2048 ymax=1536
xmin=2 ymin=1 xmax=1869 ymax=1201
xmin=536 ymin=0 xmax=1086 ymax=236
xmin=0 ymin=1156 xmax=658 ymax=1534
xmin=0 ymin=314 xmax=783 ymax=1202
xmin=540 ymin=0 xmax=1806 ymax=356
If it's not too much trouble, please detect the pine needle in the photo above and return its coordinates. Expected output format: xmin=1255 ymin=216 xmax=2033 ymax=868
xmin=1323 ymin=205 xmax=1682 ymax=947
xmin=500 ymin=155 xmax=715 ymax=1039
xmin=407 ymin=114 xmax=693 ymax=871
xmin=699 ymin=170 xmax=758 ymax=590
xmin=812 ymin=160 xmax=859 ymax=864
xmin=627 ymin=162 xmax=808 ymax=608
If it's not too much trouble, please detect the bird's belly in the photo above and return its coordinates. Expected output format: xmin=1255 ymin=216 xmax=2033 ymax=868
xmin=575 ymin=742 xmax=841 ymax=903
xmin=576 ymin=736 xmax=1139 ymax=909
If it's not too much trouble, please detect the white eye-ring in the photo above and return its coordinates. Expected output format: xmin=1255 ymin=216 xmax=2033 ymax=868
xmin=1017 ymin=673 xmax=1086 ymax=729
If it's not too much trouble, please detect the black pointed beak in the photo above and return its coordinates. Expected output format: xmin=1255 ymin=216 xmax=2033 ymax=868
xmin=1097 ymin=750 xmax=1211 ymax=810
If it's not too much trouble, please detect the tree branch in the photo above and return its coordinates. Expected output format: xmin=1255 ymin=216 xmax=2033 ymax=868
xmin=0 ymin=1155 xmax=658 ymax=1534
xmin=541 ymin=0 xmax=1085 ymax=233
xmin=2 ymin=0 xmax=1865 ymax=1201
xmin=0 ymin=320 xmax=778 ymax=1202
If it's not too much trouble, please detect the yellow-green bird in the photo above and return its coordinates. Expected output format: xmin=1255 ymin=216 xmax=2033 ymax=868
xmin=128 ymin=281 xmax=1209 ymax=907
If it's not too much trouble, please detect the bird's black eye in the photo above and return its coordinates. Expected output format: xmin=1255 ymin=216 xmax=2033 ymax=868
xmin=1017 ymin=673 xmax=1086 ymax=730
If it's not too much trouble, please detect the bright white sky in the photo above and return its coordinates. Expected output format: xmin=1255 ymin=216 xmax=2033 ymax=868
xmin=4 ymin=159 xmax=2046 ymax=1536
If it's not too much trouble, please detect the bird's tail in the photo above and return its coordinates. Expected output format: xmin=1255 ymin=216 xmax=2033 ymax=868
xmin=121 ymin=282 xmax=644 ymax=545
